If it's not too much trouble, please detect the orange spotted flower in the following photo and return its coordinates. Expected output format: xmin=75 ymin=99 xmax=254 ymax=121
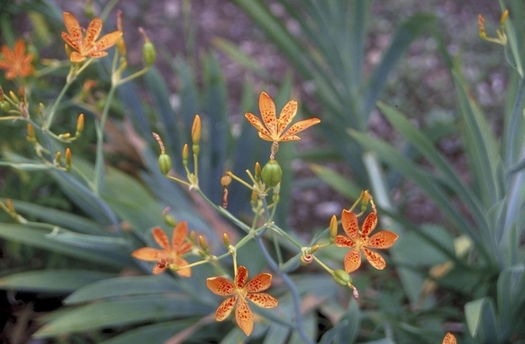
xmin=442 ymin=333 xmax=457 ymax=344
xmin=0 ymin=39 xmax=34 ymax=80
xmin=61 ymin=12 xmax=122 ymax=63
xmin=206 ymin=266 xmax=278 ymax=336
xmin=245 ymin=91 xmax=321 ymax=142
xmin=335 ymin=210 xmax=398 ymax=273
xmin=132 ymin=221 xmax=192 ymax=276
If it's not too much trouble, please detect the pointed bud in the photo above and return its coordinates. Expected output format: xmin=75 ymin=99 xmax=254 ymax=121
xmin=309 ymin=244 xmax=319 ymax=254
xmin=65 ymin=148 xmax=72 ymax=171
xmin=198 ymin=235 xmax=208 ymax=252
xmin=54 ymin=151 xmax=62 ymax=167
xmin=9 ymin=90 xmax=19 ymax=103
xmin=261 ymin=159 xmax=282 ymax=187
xmin=500 ymin=9 xmax=509 ymax=26
xmin=139 ymin=27 xmax=156 ymax=67
xmin=223 ymin=233 xmax=230 ymax=247
xmin=26 ymin=123 xmax=36 ymax=143
xmin=191 ymin=115 xmax=201 ymax=145
xmin=59 ymin=133 xmax=71 ymax=139
xmin=333 ymin=269 xmax=352 ymax=287
xmin=182 ymin=144 xmax=189 ymax=167
xmin=254 ymin=162 xmax=262 ymax=182
xmin=329 ymin=215 xmax=338 ymax=242
xmin=189 ymin=230 xmax=196 ymax=243
xmin=76 ymin=114 xmax=85 ymax=135
xmin=6 ymin=198 xmax=15 ymax=214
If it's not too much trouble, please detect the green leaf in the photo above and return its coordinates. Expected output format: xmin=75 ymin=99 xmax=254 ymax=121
xmin=212 ymin=37 xmax=267 ymax=77
xmin=309 ymin=163 xmax=361 ymax=200
xmin=46 ymin=229 xmax=129 ymax=252
xmin=465 ymin=297 xmax=499 ymax=342
xmin=65 ymin=275 xmax=180 ymax=304
xmin=99 ymin=320 xmax=196 ymax=344
xmin=0 ymin=224 xmax=128 ymax=268
xmin=0 ymin=270 xmax=115 ymax=293
xmin=394 ymin=225 xmax=454 ymax=267
xmin=34 ymin=294 xmax=213 ymax=338
xmin=497 ymin=264 xmax=525 ymax=338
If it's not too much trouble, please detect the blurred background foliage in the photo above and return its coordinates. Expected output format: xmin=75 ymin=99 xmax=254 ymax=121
xmin=1 ymin=0 xmax=524 ymax=344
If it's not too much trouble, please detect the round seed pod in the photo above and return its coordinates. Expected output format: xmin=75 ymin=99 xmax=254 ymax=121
xmin=261 ymin=159 xmax=282 ymax=187
xmin=333 ymin=269 xmax=353 ymax=286
xmin=158 ymin=153 xmax=172 ymax=175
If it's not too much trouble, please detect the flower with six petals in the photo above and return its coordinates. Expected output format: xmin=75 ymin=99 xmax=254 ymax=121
xmin=0 ymin=39 xmax=34 ymax=80
xmin=132 ymin=221 xmax=192 ymax=276
xmin=206 ymin=265 xmax=278 ymax=336
xmin=335 ymin=210 xmax=398 ymax=273
xmin=61 ymin=12 xmax=122 ymax=63
xmin=245 ymin=91 xmax=320 ymax=142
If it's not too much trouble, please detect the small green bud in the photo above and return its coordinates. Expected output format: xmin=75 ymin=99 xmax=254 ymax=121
xmin=0 ymin=100 xmax=10 ymax=112
xmin=164 ymin=214 xmax=177 ymax=227
xmin=261 ymin=159 xmax=282 ymax=187
xmin=158 ymin=153 xmax=172 ymax=175
xmin=333 ymin=269 xmax=353 ymax=287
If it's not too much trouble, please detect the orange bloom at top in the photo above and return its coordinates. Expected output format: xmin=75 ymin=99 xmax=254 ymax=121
xmin=335 ymin=210 xmax=398 ymax=273
xmin=245 ymin=91 xmax=320 ymax=142
xmin=62 ymin=12 xmax=122 ymax=63
xmin=442 ymin=333 xmax=457 ymax=344
xmin=206 ymin=265 xmax=278 ymax=336
xmin=0 ymin=39 xmax=34 ymax=80
xmin=132 ymin=221 xmax=192 ymax=277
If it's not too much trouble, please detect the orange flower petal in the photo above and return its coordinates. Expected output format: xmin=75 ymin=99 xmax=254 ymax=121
xmin=367 ymin=230 xmax=398 ymax=249
xmin=343 ymin=248 xmax=362 ymax=273
xmin=94 ymin=30 xmax=122 ymax=51
xmin=173 ymin=257 xmax=191 ymax=277
xmin=361 ymin=212 xmax=377 ymax=237
xmin=363 ymin=247 xmax=386 ymax=270
xmin=63 ymin=12 xmax=82 ymax=49
xmin=258 ymin=91 xmax=277 ymax=135
xmin=172 ymin=221 xmax=188 ymax=248
xmin=206 ymin=276 xmax=236 ymax=296
xmin=14 ymin=39 xmax=25 ymax=57
xmin=245 ymin=273 xmax=272 ymax=293
xmin=245 ymin=112 xmax=273 ymax=141
xmin=247 ymin=292 xmax=278 ymax=308
xmin=235 ymin=297 xmax=254 ymax=336
xmin=88 ymin=51 xmax=108 ymax=59
xmin=334 ymin=235 xmax=355 ymax=248
xmin=442 ymin=333 xmax=457 ymax=344
xmin=152 ymin=264 xmax=166 ymax=275
xmin=236 ymin=266 xmax=249 ymax=289
xmin=69 ymin=51 xmax=86 ymax=63
xmin=280 ymin=117 xmax=321 ymax=141
xmin=277 ymin=99 xmax=298 ymax=134
xmin=131 ymin=247 xmax=164 ymax=261
xmin=341 ymin=210 xmax=359 ymax=240
xmin=215 ymin=296 xmax=236 ymax=321
xmin=85 ymin=17 xmax=103 ymax=44
xmin=152 ymin=227 xmax=170 ymax=250
xmin=177 ymin=242 xmax=192 ymax=255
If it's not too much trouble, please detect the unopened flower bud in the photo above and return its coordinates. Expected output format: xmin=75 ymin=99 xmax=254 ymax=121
xmin=54 ymin=151 xmax=61 ymax=167
xmin=223 ymin=233 xmax=230 ymax=247
xmin=65 ymin=148 xmax=72 ymax=171
xmin=164 ymin=214 xmax=177 ymax=227
xmin=140 ymin=28 xmax=156 ymax=67
xmin=192 ymin=115 xmax=201 ymax=145
xmin=261 ymin=159 xmax=282 ymax=187
xmin=198 ymin=235 xmax=208 ymax=252
xmin=333 ymin=269 xmax=352 ymax=287
xmin=6 ymin=198 xmax=15 ymax=214
xmin=0 ymin=100 xmax=9 ymax=112
xmin=76 ymin=114 xmax=85 ymax=135
xmin=501 ymin=9 xmax=509 ymax=26
xmin=182 ymin=144 xmax=189 ymax=166
xmin=26 ymin=123 xmax=36 ymax=143
xmin=9 ymin=90 xmax=19 ymax=103
xmin=158 ymin=153 xmax=172 ymax=175
xmin=254 ymin=162 xmax=261 ymax=182
xmin=330 ymin=215 xmax=338 ymax=242
xmin=59 ymin=133 xmax=71 ymax=139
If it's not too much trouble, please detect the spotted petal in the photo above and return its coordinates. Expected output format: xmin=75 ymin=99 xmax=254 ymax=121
xmin=343 ymin=248 xmax=361 ymax=273
xmin=334 ymin=235 xmax=355 ymax=248
xmin=173 ymin=257 xmax=191 ymax=277
xmin=63 ymin=12 xmax=82 ymax=51
xmin=235 ymin=266 xmax=249 ymax=289
xmin=93 ymin=30 xmax=122 ymax=51
xmin=85 ymin=17 xmax=102 ymax=45
xmin=172 ymin=221 xmax=188 ymax=248
xmin=258 ymin=91 xmax=277 ymax=135
xmin=247 ymin=292 xmax=278 ymax=308
xmin=442 ymin=333 xmax=457 ymax=344
xmin=367 ymin=230 xmax=398 ymax=249
xmin=362 ymin=247 xmax=386 ymax=270
xmin=131 ymin=247 xmax=164 ymax=261
xmin=152 ymin=227 xmax=170 ymax=250
xmin=206 ymin=276 xmax=236 ymax=296
xmin=246 ymin=273 xmax=272 ymax=293
xmin=341 ymin=210 xmax=359 ymax=240
xmin=361 ymin=212 xmax=377 ymax=237
xmin=280 ymin=117 xmax=321 ymax=141
xmin=245 ymin=112 xmax=273 ymax=141
xmin=235 ymin=297 xmax=254 ymax=336
xmin=215 ymin=296 xmax=236 ymax=321
xmin=277 ymin=99 xmax=297 ymax=135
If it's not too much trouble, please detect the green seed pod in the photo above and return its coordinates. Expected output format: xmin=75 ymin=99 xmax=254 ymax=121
xmin=158 ymin=153 xmax=172 ymax=175
xmin=164 ymin=214 xmax=177 ymax=227
xmin=333 ymin=269 xmax=353 ymax=287
xmin=142 ymin=40 xmax=156 ymax=67
xmin=0 ymin=100 xmax=10 ymax=112
xmin=261 ymin=159 xmax=282 ymax=187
